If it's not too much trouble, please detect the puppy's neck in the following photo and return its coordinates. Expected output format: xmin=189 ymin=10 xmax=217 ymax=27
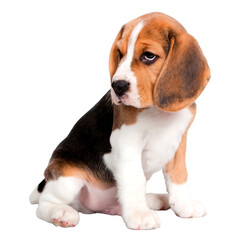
xmin=113 ymin=104 xmax=143 ymax=130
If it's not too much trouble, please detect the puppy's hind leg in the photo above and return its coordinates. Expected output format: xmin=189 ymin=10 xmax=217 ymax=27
xmin=36 ymin=177 xmax=83 ymax=227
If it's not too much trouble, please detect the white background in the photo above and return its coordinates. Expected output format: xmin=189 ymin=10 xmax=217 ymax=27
xmin=0 ymin=0 xmax=239 ymax=239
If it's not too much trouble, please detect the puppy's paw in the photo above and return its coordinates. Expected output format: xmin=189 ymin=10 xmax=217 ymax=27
xmin=170 ymin=198 xmax=207 ymax=218
xmin=51 ymin=205 xmax=79 ymax=227
xmin=123 ymin=208 xmax=160 ymax=230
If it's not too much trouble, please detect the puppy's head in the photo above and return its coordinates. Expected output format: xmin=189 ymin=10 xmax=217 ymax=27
xmin=109 ymin=12 xmax=210 ymax=111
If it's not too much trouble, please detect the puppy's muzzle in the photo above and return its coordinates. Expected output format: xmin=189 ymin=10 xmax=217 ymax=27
xmin=111 ymin=80 xmax=130 ymax=97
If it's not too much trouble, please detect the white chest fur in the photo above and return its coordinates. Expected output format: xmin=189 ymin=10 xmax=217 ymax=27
xmin=104 ymin=106 xmax=193 ymax=180
xmin=140 ymin=107 xmax=192 ymax=179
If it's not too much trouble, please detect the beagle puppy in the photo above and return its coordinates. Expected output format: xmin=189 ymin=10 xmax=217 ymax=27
xmin=30 ymin=12 xmax=210 ymax=230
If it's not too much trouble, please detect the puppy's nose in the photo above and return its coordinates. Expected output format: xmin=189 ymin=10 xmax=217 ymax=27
xmin=112 ymin=80 xmax=130 ymax=97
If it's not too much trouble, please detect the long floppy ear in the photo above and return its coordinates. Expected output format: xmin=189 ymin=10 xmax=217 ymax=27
xmin=153 ymin=32 xmax=210 ymax=112
xmin=109 ymin=26 xmax=124 ymax=80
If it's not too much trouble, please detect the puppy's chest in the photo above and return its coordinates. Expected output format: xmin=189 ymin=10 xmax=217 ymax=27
xmin=137 ymin=107 xmax=192 ymax=178
xmin=107 ymin=107 xmax=193 ymax=180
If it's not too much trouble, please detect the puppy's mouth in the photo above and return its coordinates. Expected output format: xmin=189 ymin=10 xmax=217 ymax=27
xmin=114 ymin=95 xmax=125 ymax=105
xmin=115 ymin=95 xmax=123 ymax=104
xmin=111 ymin=89 xmax=126 ymax=105
xmin=111 ymin=89 xmax=141 ymax=108
xmin=118 ymin=95 xmax=130 ymax=105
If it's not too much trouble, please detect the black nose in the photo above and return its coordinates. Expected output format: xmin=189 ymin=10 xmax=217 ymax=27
xmin=112 ymin=80 xmax=130 ymax=97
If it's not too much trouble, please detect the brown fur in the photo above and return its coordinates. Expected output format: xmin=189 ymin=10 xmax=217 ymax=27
xmin=164 ymin=103 xmax=196 ymax=184
xmin=109 ymin=29 xmax=123 ymax=80
xmin=44 ymin=158 xmax=66 ymax=181
xmin=62 ymin=165 xmax=114 ymax=189
xmin=44 ymin=159 xmax=114 ymax=189
xmin=153 ymin=33 xmax=210 ymax=112
xmin=165 ymin=132 xmax=188 ymax=184
xmin=113 ymin=104 xmax=142 ymax=130
xmin=44 ymin=158 xmax=89 ymax=182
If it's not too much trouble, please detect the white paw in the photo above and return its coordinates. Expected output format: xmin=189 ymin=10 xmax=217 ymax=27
xmin=123 ymin=208 xmax=160 ymax=230
xmin=146 ymin=193 xmax=170 ymax=211
xmin=170 ymin=198 xmax=207 ymax=218
xmin=51 ymin=205 xmax=79 ymax=227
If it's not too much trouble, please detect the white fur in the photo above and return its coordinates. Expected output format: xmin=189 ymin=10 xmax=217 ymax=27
xmin=163 ymin=174 xmax=207 ymax=218
xmin=104 ymin=106 xmax=193 ymax=229
xmin=36 ymin=177 xmax=83 ymax=227
xmin=29 ymin=187 xmax=41 ymax=204
xmin=111 ymin=21 xmax=144 ymax=108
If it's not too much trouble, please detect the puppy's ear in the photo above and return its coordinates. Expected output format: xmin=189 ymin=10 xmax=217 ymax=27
xmin=109 ymin=26 xmax=124 ymax=80
xmin=153 ymin=32 xmax=210 ymax=111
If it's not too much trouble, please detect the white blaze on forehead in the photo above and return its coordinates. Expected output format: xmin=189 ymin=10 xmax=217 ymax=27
xmin=124 ymin=21 xmax=145 ymax=67
xmin=112 ymin=21 xmax=144 ymax=108
xmin=113 ymin=21 xmax=144 ymax=79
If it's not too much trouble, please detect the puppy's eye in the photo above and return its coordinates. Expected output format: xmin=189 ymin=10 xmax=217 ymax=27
xmin=140 ymin=51 xmax=159 ymax=65
xmin=117 ymin=49 xmax=123 ymax=59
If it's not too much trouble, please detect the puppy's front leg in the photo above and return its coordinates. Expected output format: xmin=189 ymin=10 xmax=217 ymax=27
xmin=163 ymin=133 xmax=207 ymax=218
xmin=105 ymin=130 xmax=160 ymax=230
xmin=116 ymin=157 xmax=160 ymax=230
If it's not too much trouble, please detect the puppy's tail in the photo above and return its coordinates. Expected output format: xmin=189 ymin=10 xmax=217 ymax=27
xmin=29 ymin=179 xmax=46 ymax=204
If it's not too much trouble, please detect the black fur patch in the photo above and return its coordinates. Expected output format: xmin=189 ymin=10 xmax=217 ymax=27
xmin=37 ymin=179 xmax=46 ymax=193
xmin=47 ymin=91 xmax=115 ymax=184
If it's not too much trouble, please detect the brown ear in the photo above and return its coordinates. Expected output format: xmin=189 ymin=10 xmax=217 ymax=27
xmin=153 ymin=32 xmax=210 ymax=112
xmin=109 ymin=26 xmax=124 ymax=80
